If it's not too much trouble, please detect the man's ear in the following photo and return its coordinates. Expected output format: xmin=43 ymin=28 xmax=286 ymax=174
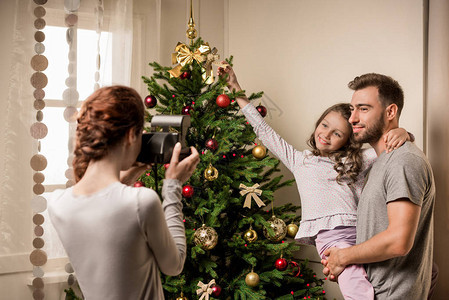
xmin=385 ymin=104 xmax=398 ymax=121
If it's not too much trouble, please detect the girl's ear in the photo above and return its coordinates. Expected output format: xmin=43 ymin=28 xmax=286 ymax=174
xmin=385 ymin=104 xmax=398 ymax=120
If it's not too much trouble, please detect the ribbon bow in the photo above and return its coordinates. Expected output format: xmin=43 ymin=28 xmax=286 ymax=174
xmin=203 ymin=47 xmax=220 ymax=84
xmin=240 ymin=183 xmax=265 ymax=208
xmin=169 ymin=42 xmax=211 ymax=78
xmin=196 ymin=279 xmax=215 ymax=300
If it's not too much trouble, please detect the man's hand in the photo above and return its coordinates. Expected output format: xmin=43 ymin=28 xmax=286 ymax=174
xmin=321 ymin=247 xmax=347 ymax=282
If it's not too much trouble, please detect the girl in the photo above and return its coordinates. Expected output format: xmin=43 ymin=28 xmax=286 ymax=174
xmin=218 ymin=67 xmax=412 ymax=300
xmin=48 ymin=86 xmax=200 ymax=299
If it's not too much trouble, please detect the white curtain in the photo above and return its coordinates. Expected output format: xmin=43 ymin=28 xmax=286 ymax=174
xmin=0 ymin=0 xmax=35 ymax=257
xmin=0 ymin=0 xmax=161 ymax=294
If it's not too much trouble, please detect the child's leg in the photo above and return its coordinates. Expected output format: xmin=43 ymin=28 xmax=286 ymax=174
xmin=315 ymin=226 xmax=374 ymax=300
xmin=333 ymin=242 xmax=374 ymax=300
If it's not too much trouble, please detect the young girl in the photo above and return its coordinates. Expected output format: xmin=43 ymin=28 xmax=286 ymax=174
xmin=218 ymin=66 xmax=412 ymax=300
xmin=48 ymin=86 xmax=200 ymax=299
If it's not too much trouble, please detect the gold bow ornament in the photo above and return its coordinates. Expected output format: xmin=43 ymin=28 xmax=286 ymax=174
xmin=203 ymin=47 xmax=220 ymax=84
xmin=240 ymin=183 xmax=265 ymax=208
xmin=196 ymin=279 xmax=215 ymax=300
xmin=169 ymin=42 xmax=213 ymax=81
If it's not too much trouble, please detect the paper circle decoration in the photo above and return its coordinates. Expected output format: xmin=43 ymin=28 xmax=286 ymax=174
xmin=30 ymin=122 xmax=48 ymax=139
xmin=34 ymin=18 xmax=46 ymax=30
xmin=65 ymin=263 xmax=74 ymax=273
xmin=33 ymin=214 xmax=45 ymax=225
xmin=32 ymin=288 xmax=44 ymax=300
xmin=32 ymin=277 xmax=44 ymax=289
xmin=30 ymin=72 xmax=48 ymax=89
xmin=33 ymin=266 xmax=44 ymax=278
xmin=33 ymin=184 xmax=45 ymax=195
xmin=33 ymin=238 xmax=45 ymax=249
xmin=63 ymin=106 xmax=78 ymax=122
xmin=65 ymin=14 xmax=78 ymax=26
xmin=62 ymin=88 xmax=79 ymax=106
xmin=30 ymin=154 xmax=47 ymax=171
xmin=31 ymin=55 xmax=48 ymax=71
xmin=34 ymin=43 xmax=45 ymax=54
xmin=30 ymin=249 xmax=47 ymax=266
xmin=64 ymin=0 xmax=81 ymax=11
xmin=34 ymin=31 xmax=45 ymax=42
xmin=34 ymin=100 xmax=45 ymax=110
xmin=31 ymin=195 xmax=47 ymax=213
xmin=34 ymin=6 xmax=46 ymax=18
xmin=33 ymin=89 xmax=45 ymax=100
xmin=34 ymin=226 xmax=44 ymax=237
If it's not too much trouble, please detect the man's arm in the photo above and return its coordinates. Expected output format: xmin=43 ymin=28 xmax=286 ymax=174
xmin=322 ymin=199 xmax=421 ymax=279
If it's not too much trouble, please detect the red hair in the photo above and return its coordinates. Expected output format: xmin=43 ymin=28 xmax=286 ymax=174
xmin=73 ymin=86 xmax=144 ymax=182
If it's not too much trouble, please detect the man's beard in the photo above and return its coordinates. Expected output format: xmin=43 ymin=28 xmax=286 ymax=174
xmin=353 ymin=114 xmax=385 ymax=144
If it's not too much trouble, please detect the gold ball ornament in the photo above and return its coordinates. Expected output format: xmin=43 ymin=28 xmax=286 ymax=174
xmin=252 ymin=145 xmax=267 ymax=160
xmin=204 ymin=163 xmax=219 ymax=181
xmin=263 ymin=215 xmax=287 ymax=242
xmin=243 ymin=228 xmax=258 ymax=243
xmin=245 ymin=271 xmax=260 ymax=287
xmin=194 ymin=224 xmax=218 ymax=250
xmin=287 ymin=223 xmax=299 ymax=238
xmin=186 ymin=27 xmax=197 ymax=40
xmin=176 ymin=292 xmax=188 ymax=300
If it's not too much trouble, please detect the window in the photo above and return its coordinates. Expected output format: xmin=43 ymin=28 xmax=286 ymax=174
xmin=41 ymin=25 xmax=112 ymax=259
xmin=41 ymin=25 xmax=112 ymax=189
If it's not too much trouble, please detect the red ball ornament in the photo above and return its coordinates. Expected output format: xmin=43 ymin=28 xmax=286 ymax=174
xmin=133 ymin=181 xmax=144 ymax=187
xmin=275 ymin=257 xmax=289 ymax=271
xmin=182 ymin=185 xmax=194 ymax=198
xmin=289 ymin=260 xmax=301 ymax=277
xmin=216 ymin=94 xmax=230 ymax=108
xmin=164 ymin=163 xmax=170 ymax=169
xmin=181 ymin=105 xmax=193 ymax=115
xmin=211 ymin=284 xmax=222 ymax=297
xmin=256 ymin=105 xmax=267 ymax=117
xmin=180 ymin=71 xmax=191 ymax=79
xmin=144 ymin=95 xmax=157 ymax=108
xmin=205 ymin=138 xmax=218 ymax=151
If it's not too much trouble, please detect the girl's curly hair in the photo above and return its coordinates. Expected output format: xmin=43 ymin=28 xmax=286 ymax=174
xmin=73 ymin=85 xmax=144 ymax=182
xmin=307 ymin=103 xmax=363 ymax=185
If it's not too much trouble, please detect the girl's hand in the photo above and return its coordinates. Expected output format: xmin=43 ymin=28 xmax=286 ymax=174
xmin=384 ymin=128 xmax=413 ymax=153
xmin=217 ymin=62 xmax=241 ymax=91
xmin=120 ymin=162 xmax=151 ymax=186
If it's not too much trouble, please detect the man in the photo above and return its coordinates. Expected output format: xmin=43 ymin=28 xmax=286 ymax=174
xmin=321 ymin=73 xmax=435 ymax=299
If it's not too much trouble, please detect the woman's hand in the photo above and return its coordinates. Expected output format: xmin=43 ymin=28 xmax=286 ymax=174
xmin=165 ymin=143 xmax=200 ymax=184
xmin=120 ymin=162 xmax=151 ymax=186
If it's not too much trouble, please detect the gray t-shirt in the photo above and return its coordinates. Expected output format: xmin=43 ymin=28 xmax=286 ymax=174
xmin=48 ymin=179 xmax=186 ymax=300
xmin=356 ymin=142 xmax=435 ymax=300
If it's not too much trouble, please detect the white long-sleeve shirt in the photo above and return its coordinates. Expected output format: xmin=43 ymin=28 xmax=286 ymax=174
xmin=48 ymin=179 xmax=185 ymax=299
xmin=242 ymin=103 xmax=376 ymax=245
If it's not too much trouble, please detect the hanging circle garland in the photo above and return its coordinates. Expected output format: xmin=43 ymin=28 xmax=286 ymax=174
xmin=30 ymin=1 xmax=48 ymax=299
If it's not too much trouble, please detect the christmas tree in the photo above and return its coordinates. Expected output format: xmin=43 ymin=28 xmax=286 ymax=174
xmin=138 ymin=12 xmax=325 ymax=300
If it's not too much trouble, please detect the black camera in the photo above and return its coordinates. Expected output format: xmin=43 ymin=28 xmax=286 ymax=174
xmin=136 ymin=115 xmax=191 ymax=164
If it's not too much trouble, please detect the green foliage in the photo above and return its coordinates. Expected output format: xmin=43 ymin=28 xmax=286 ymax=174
xmin=142 ymin=38 xmax=325 ymax=299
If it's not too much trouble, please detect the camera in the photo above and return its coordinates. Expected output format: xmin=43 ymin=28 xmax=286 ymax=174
xmin=136 ymin=115 xmax=191 ymax=164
